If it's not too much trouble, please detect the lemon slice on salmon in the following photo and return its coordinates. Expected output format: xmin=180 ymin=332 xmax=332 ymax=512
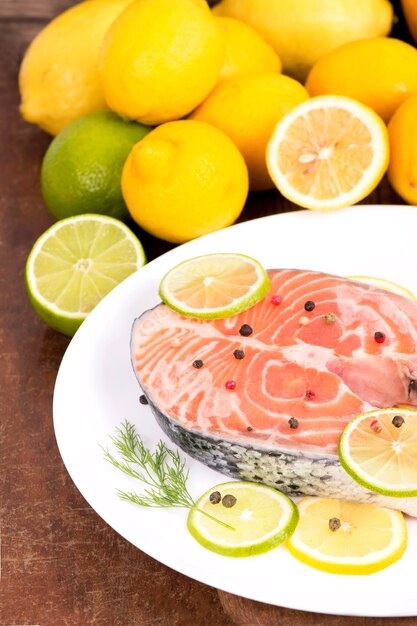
xmin=266 ymin=95 xmax=389 ymax=210
xmin=159 ymin=253 xmax=270 ymax=319
xmin=347 ymin=275 xmax=417 ymax=300
xmin=287 ymin=497 xmax=407 ymax=575
xmin=187 ymin=481 xmax=298 ymax=557
xmin=339 ymin=408 xmax=417 ymax=497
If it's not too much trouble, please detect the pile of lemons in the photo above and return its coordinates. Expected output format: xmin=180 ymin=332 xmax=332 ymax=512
xmin=19 ymin=0 xmax=417 ymax=243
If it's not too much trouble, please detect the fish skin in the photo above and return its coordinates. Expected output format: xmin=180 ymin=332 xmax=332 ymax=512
xmin=131 ymin=268 xmax=417 ymax=516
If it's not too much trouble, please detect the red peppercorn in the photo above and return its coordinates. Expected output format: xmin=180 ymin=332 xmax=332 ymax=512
xmin=374 ymin=331 xmax=386 ymax=344
xmin=271 ymin=295 xmax=282 ymax=305
xmin=370 ymin=419 xmax=382 ymax=433
xmin=305 ymin=390 xmax=315 ymax=400
xmin=225 ymin=380 xmax=236 ymax=390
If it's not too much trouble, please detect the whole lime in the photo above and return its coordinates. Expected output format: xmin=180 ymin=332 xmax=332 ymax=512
xmin=41 ymin=111 xmax=151 ymax=220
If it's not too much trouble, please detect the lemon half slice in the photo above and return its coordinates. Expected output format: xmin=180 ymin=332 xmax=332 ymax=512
xmin=266 ymin=95 xmax=389 ymax=210
xmin=287 ymin=497 xmax=407 ymax=575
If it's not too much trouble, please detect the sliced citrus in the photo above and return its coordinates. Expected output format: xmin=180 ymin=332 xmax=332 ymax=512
xmin=347 ymin=275 xmax=417 ymax=300
xmin=159 ymin=253 xmax=270 ymax=319
xmin=338 ymin=408 xmax=417 ymax=497
xmin=287 ymin=497 xmax=407 ymax=575
xmin=25 ymin=214 xmax=146 ymax=336
xmin=187 ymin=481 xmax=298 ymax=557
xmin=266 ymin=95 xmax=389 ymax=210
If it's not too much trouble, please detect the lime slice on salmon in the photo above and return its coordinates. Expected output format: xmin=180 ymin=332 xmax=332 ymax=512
xmin=287 ymin=497 xmax=407 ymax=575
xmin=339 ymin=408 xmax=417 ymax=497
xmin=187 ymin=481 xmax=298 ymax=557
xmin=159 ymin=253 xmax=270 ymax=319
xmin=347 ymin=275 xmax=417 ymax=300
xmin=25 ymin=214 xmax=146 ymax=336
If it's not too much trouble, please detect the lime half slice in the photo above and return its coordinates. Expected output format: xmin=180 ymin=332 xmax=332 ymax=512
xmin=339 ymin=408 xmax=417 ymax=497
xmin=25 ymin=214 xmax=146 ymax=336
xmin=187 ymin=481 xmax=298 ymax=557
xmin=347 ymin=275 xmax=417 ymax=300
xmin=287 ymin=497 xmax=407 ymax=575
xmin=159 ymin=253 xmax=270 ymax=319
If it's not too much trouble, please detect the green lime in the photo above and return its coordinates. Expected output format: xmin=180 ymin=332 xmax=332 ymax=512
xmin=339 ymin=408 xmax=417 ymax=497
xmin=25 ymin=214 xmax=146 ymax=336
xmin=187 ymin=481 xmax=298 ymax=557
xmin=159 ymin=253 xmax=271 ymax=319
xmin=41 ymin=111 xmax=151 ymax=221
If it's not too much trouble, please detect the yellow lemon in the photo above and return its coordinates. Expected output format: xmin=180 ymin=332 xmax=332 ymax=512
xmin=190 ymin=73 xmax=308 ymax=190
xmin=213 ymin=0 xmax=393 ymax=81
xmin=99 ymin=0 xmax=224 ymax=125
xmin=401 ymin=0 xmax=417 ymax=44
xmin=388 ymin=94 xmax=417 ymax=205
xmin=214 ymin=17 xmax=281 ymax=84
xmin=306 ymin=38 xmax=417 ymax=123
xmin=19 ymin=0 xmax=133 ymax=135
xmin=121 ymin=120 xmax=248 ymax=243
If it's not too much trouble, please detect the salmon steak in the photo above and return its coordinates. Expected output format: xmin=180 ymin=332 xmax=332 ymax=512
xmin=131 ymin=269 xmax=417 ymax=515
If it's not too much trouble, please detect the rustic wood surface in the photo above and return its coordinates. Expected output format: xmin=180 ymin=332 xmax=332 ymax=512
xmin=1 ymin=1 xmax=417 ymax=624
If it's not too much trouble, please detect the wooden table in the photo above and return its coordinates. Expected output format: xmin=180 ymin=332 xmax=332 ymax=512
xmin=2 ymin=1 xmax=417 ymax=624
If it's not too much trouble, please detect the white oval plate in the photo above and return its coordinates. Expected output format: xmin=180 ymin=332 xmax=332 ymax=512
xmin=53 ymin=205 xmax=417 ymax=617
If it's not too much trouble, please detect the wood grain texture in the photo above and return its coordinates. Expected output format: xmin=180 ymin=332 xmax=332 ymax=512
xmin=1 ymin=1 xmax=415 ymax=625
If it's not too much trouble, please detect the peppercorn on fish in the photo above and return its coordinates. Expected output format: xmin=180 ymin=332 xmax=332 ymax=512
xmin=131 ymin=269 xmax=417 ymax=516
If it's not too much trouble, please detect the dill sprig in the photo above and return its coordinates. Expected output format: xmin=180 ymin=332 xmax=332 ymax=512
xmin=102 ymin=420 xmax=235 ymax=530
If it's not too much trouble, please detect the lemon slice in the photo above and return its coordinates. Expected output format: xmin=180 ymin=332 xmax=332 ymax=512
xmin=347 ymin=275 xmax=417 ymax=300
xmin=338 ymin=408 xmax=417 ymax=497
xmin=266 ymin=95 xmax=389 ymax=210
xmin=287 ymin=497 xmax=407 ymax=575
xmin=25 ymin=214 xmax=146 ymax=336
xmin=159 ymin=253 xmax=270 ymax=319
xmin=187 ymin=481 xmax=298 ymax=557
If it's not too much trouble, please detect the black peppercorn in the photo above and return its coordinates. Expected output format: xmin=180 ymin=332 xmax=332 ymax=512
xmin=392 ymin=415 xmax=405 ymax=428
xmin=209 ymin=491 xmax=221 ymax=504
xmin=304 ymin=300 xmax=315 ymax=312
xmin=288 ymin=417 xmax=299 ymax=429
xmin=239 ymin=324 xmax=253 ymax=337
xmin=329 ymin=517 xmax=341 ymax=531
xmin=233 ymin=349 xmax=245 ymax=359
xmin=192 ymin=359 xmax=204 ymax=369
xmin=139 ymin=395 xmax=148 ymax=405
xmin=222 ymin=494 xmax=237 ymax=508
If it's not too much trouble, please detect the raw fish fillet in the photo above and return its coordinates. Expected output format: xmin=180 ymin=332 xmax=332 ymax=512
xmin=131 ymin=269 xmax=417 ymax=515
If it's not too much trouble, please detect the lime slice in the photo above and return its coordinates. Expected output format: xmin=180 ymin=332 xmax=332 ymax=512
xmin=187 ymin=481 xmax=298 ymax=557
xmin=25 ymin=214 xmax=146 ymax=336
xmin=287 ymin=497 xmax=407 ymax=575
xmin=338 ymin=408 xmax=417 ymax=497
xmin=159 ymin=253 xmax=270 ymax=319
xmin=347 ymin=275 xmax=417 ymax=300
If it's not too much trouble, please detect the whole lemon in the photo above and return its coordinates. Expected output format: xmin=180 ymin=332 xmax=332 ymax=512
xmin=121 ymin=120 xmax=249 ymax=243
xmin=306 ymin=38 xmax=417 ymax=123
xmin=401 ymin=0 xmax=417 ymax=44
xmin=41 ymin=111 xmax=151 ymax=221
xmin=214 ymin=17 xmax=281 ymax=84
xmin=213 ymin=0 xmax=393 ymax=81
xmin=99 ymin=0 xmax=225 ymax=125
xmin=190 ymin=73 xmax=308 ymax=190
xmin=19 ymin=0 xmax=133 ymax=135
xmin=387 ymin=94 xmax=417 ymax=204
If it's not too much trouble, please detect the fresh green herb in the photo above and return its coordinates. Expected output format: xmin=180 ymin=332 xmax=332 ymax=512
xmin=102 ymin=420 xmax=235 ymax=530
